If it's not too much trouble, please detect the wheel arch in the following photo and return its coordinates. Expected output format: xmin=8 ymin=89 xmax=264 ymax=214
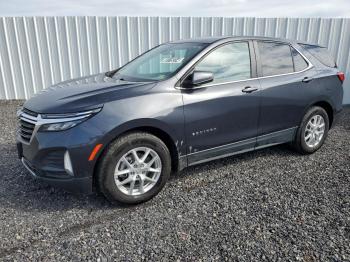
xmin=117 ymin=125 xmax=180 ymax=173
xmin=92 ymin=120 xmax=184 ymax=191
xmin=311 ymin=101 xmax=334 ymax=128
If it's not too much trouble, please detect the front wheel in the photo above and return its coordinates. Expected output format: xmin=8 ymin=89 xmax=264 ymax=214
xmin=292 ymin=106 xmax=329 ymax=154
xmin=97 ymin=132 xmax=171 ymax=205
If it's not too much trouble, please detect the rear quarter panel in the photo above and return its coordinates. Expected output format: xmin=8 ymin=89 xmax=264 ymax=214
xmin=295 ymin=43 xmax=343 ymax=114
xmin=311 ymin=67 xmax=343 ymax=114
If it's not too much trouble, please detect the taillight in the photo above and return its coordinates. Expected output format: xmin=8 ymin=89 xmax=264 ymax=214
xmin=337 ymin=72 xmax=345 ymax=83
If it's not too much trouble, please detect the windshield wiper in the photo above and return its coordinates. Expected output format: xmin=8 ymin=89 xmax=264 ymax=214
xmin=105 ymin=69 xmax=119 ymax=78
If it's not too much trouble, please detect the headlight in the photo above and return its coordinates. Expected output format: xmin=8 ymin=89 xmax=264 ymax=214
xmin=39 ymin=108 xmax=102 ymax=132
xmin=40 ymin=119 xmax=85 ymax=131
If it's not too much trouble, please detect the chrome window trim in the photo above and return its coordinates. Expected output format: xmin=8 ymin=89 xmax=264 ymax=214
xmin=175 ymin=42 xmax=313 ymax=90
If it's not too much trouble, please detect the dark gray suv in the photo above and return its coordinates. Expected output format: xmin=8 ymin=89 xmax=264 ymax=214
xmin=16 ymin=36 xmax=344 ymax=204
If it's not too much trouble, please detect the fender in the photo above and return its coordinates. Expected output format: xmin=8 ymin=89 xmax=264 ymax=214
xmin=91 ymin=118 xmax=187 ymax=170
xmin=105 ymin=118 xmax=181 ymax=145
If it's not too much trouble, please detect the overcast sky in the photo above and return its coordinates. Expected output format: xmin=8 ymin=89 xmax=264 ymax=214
xmin=0 ymin=0 xmax=350 ymax=17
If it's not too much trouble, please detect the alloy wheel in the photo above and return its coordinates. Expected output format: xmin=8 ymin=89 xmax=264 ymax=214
xmin=114 ymin=147 xmax=162 ymax=196
xmin=304 ymin=114 xmax=325 ymax=148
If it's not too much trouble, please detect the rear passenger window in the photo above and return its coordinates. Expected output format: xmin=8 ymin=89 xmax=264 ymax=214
xmin=299 ymin=44 xmax=336 ymax=68
xmin=258 ymin=42 xmax=294 ymax=76
xmin=291 ymin=48 xmax=308 ymax=71
xmin=195 ymin=42 xmax=251 ymax=84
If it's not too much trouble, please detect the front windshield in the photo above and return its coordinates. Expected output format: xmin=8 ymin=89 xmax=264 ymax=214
xmin=113 ymin=43 xmax=208 ymax=82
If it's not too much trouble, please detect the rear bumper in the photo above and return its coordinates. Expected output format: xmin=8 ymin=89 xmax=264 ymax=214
xmin=21 ymin=157 xmax=93 ymax=194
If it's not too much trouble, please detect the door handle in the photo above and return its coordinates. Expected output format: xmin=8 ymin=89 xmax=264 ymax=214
xmin=242 ymin=86 xmax=258 ymax=93
xmin=302 ymin=77 xmax=314 ymax=83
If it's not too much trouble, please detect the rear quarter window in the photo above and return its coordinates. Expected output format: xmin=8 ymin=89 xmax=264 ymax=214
xmin=291 ymin=48 xmax=308 ymax=71
xmin=299 ymin=44 xmax=337 ymax=68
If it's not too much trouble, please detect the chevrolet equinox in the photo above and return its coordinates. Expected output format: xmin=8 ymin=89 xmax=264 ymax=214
xmin=17 ymin=36 xmax=344 ymax=204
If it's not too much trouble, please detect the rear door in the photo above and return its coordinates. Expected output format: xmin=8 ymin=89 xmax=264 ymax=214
xmin=181 ymin=41 xmax=261 ymax=165
xmin=254 ymin=41 xmax=318 ymax=147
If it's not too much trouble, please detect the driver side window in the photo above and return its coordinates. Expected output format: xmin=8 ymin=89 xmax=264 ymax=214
xmin=195 ymin=42 xmax=251 ymax=85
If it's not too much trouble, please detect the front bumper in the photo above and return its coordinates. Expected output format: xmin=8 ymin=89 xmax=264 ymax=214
xmin=16 ymin=113 xmax=108 ymax=194
xmin=21 ymin=157 xmax=92 ymax=193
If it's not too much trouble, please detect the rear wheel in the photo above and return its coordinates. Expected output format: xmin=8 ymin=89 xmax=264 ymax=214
xmin=97 ymin=132 xmax=171 ymax=205
xmin=292 ymin=106 xmax=329 ymax=154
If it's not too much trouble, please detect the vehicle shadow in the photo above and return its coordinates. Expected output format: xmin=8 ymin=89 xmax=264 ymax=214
xmin=0 ymin=141 xmax=302 ymax=213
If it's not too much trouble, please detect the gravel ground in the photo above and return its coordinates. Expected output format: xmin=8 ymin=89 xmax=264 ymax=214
xmin=0 ymin=100 xmax=349 ymax=261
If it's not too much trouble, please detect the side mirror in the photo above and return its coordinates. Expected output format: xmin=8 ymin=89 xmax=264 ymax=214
xmin=183 ymin=71 xmax=214 ymax=87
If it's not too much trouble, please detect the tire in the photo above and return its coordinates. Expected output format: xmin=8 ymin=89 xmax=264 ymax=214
xmin=97 ymin=132 xmax=171 ymax=205
xmin=292 ymin=106 xmax=329 ymax=154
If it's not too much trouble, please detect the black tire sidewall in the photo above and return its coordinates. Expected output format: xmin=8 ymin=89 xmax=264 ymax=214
xmin=99 ymin=133 xmax=171 ymax=204
xmin=298 ymin=107 xmax=329 ymax=153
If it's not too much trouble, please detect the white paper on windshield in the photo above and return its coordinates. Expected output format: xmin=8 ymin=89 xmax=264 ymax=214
xmin=160 ymin=57 xmax=184 ymax=64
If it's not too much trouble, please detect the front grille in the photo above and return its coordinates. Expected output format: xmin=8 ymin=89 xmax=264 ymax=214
xmin=18 ymin=108 xmax=38 ymax=143
xmin=22 ymin=108 xmax=38 ymax=117
xmin=19 ymin=120 xmax=35 ymax=142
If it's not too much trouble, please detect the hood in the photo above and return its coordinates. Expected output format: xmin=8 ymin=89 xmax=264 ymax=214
xmin=24 ymin=73 xmax=156 ymax=114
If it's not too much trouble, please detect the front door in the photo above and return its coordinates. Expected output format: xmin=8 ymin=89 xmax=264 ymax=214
xmin=181 ymin=41 xmax=261 ymax=165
